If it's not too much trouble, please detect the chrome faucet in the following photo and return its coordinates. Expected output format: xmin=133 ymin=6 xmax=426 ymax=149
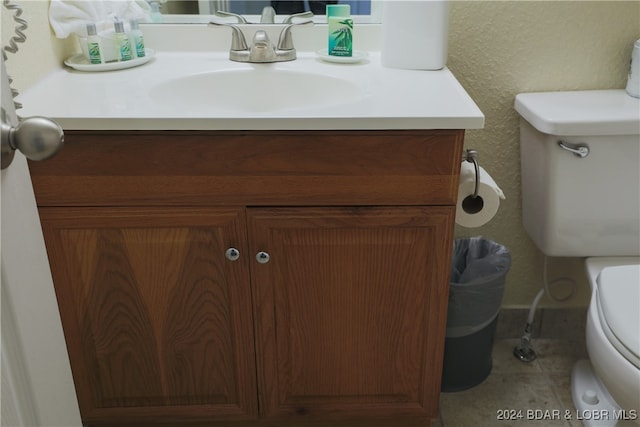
xmin=208 ymin=20 xmax=313 ymax=63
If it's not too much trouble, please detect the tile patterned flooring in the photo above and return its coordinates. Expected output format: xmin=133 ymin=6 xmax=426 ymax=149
xmin=434 ymin=338 xmax=588 ymax=427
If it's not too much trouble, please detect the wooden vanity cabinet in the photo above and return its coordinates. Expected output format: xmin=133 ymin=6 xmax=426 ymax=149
xmin=29 ymin=130 xmax=464 ymax=427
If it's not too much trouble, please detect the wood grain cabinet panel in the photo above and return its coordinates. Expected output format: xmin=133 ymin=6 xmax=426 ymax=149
xmin=247 ymin=207 xmax=454 ymax=422
xmin=39 ymin=207 xmax=258 ymax=424
xmin=28 ymin=130 xmax=463 ymax=207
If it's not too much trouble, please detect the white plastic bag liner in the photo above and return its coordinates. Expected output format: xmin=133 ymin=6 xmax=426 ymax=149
xmin=446 ymin=237 xmax=510 ymax=338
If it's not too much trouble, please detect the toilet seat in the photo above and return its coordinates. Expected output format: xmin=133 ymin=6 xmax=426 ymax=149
xmin=596 ymin=264 xmax=640 ymax=369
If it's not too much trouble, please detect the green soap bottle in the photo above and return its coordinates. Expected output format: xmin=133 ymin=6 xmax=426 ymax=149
xmin=327 ymin=4 xmax=352 ymax=57
xmin=129 ymin=19 xmax=146 ymax=58
xmin=86 ymin=23 xmax=103 ymax=64
xmin=114 ymin=19 xmax=132 ymax=61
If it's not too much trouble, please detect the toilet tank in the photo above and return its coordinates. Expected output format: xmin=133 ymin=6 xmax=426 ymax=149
xmin=515 ymin=90 xmax=640 ymax=257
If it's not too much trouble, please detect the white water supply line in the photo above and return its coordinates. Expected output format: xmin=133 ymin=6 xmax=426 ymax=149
xmin=513 ymin=256 xmax=576 ymax=362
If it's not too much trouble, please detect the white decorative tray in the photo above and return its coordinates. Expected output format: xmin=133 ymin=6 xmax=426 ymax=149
xmin=64 ymin=49 xmax=155 ymax=72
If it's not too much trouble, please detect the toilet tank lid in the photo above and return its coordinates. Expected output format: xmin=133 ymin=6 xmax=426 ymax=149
xmin=515 ymin=90 xmax=640 ymax=136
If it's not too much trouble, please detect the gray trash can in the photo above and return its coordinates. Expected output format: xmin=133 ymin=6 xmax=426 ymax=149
xmin=441 ymin=236 xmax=511 ymax=392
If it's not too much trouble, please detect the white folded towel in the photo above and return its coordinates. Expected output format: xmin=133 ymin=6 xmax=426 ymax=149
xmin=49 ymin=0 xmax=151 ymax=39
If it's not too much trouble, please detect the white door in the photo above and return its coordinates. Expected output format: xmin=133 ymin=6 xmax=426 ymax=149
xmin=1 ymin=59 xmax=81 ymax=426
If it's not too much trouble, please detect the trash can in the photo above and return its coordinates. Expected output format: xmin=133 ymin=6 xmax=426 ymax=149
xmin=441 ymin=236 xmax=511 ymax=392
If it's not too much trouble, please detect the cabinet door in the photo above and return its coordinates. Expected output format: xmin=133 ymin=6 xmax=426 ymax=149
xmin=248 ymin=207 xmax=455 ymax=422
xmin=39 ymin=207 xmax=257 ymax=425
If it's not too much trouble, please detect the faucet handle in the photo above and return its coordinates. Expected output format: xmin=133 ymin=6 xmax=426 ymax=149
xmin=277 ymin=20 xmax=314 ymax=51
xmin=214 ymin=10 xmax=248 ymax=24
xmin=208 ymin=21 xmax=249 ymax=51
xmin=282 ymin=11 xmax=314 ymax=24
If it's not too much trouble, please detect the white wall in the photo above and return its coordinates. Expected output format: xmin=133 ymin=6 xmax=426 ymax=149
xmin=2 ymin=0 xmax=75 ymax=92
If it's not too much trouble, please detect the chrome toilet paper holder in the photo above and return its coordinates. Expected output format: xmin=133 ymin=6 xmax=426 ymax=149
xmin=462 ymin=149 xmax=480 ymax=199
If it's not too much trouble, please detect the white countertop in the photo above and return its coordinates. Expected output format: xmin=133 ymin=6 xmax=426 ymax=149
xmin=17 ymin=29 xmax=484 ymax=131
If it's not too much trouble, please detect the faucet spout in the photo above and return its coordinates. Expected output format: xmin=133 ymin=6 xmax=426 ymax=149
xmin=249 ymin=30 xmax=276 ymax=62
xmin=252 ymin=30 xmax=271 ymax=48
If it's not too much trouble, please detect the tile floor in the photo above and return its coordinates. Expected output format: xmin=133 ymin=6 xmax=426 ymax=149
xmin=434 ymin=338 xmax=588 ymax=427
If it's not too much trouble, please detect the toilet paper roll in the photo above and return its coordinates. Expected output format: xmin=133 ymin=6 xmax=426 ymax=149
xmin=456 ymin=162 xmax=505 ymax=228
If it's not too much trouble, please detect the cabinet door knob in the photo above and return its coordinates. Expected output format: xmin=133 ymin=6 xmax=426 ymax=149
xmin=225 ymin=247 xmax=240 ymax=261
xmin=255 ymin=251 xmax=270 ymax=264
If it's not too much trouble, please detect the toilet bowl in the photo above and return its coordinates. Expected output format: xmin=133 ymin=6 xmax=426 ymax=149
xmin=572 ymin=258 xmax=640 ymax=427
xmin=515 ymin=90 xmax=640 ymax=427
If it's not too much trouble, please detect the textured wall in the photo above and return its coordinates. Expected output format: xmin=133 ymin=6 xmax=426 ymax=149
xmin=448 ymin=1 xmax=639 ymax=308
xmin=4 ymin=1 xmax=639 ymax=309
xmin=2 ymin=0 xmax=75 ymax=92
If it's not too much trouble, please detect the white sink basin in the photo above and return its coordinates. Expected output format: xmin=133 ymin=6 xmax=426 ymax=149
xmin=150 ymin=68 xmax=364 ymax=113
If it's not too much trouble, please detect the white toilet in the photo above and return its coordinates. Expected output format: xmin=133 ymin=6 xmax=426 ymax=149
xmin=515 ymin=89 xmax=640 ymax=426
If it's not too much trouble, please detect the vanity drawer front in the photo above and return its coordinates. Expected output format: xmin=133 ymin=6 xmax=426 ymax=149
xmin=28 ymin=130 xmax=464 ymax=207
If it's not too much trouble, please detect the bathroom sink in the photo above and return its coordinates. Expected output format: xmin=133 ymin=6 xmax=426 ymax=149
xmin=150 ymin=68 xmax=364 ymax=113
xmin=17 ymin=48 xmax=485 ymax=130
